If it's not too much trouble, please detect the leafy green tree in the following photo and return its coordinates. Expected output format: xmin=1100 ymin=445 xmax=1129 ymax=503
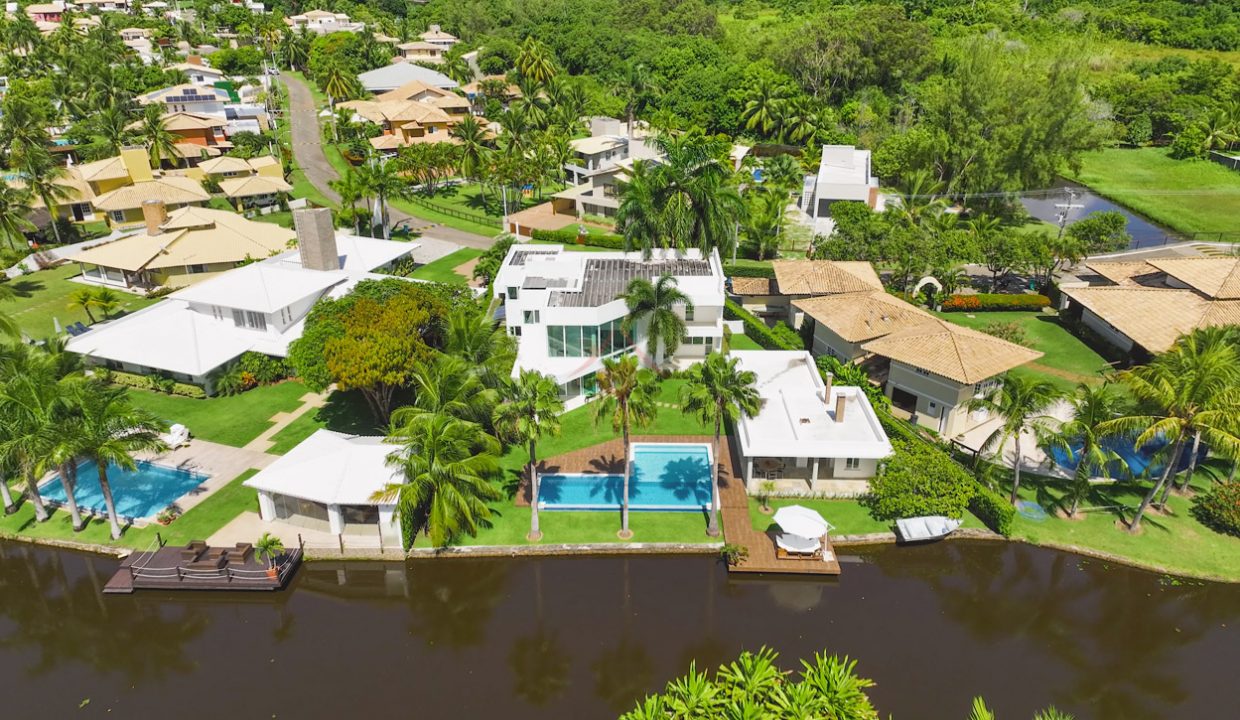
xmin=680 ymin=353 xmax=761 ymax=536
xmin=376 ymin=413 xmax=502 ymax=548
xmin=593 ymin=355 xmax=659 ymax=538
xmin=493 ymin=370 xmax=563 ymax=541
xmin=619 ymin=273 xmax=691 ymax=367
xmin=1066 ymin=211 xmax=1131 ymax=254
xmin=966 ymin=374 xmax=1063 ymax=505
xmin=1040 ymin=383 xmax=1128 ymax=518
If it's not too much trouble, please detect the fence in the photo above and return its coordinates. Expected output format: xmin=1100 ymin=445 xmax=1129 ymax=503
xmin=1208 ymin=151 xmax=1240 ymax=171
xmin=407 ymin=197 xmax=502 ymax=228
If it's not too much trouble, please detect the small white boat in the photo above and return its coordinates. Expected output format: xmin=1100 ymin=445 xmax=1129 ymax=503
xmin=896 ymin=516 xmax=962 ymax=543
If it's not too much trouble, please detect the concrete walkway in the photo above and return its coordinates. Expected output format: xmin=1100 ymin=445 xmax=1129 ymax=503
xmin=243 ymin=390 xmax=329 ymax=453
xmin=281 ymin=72 xmax=497 ymax=250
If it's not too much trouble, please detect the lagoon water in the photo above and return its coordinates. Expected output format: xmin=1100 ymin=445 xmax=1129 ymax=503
xmin=1 ymin=540 xmax=1237 ymax=719
xmin=1019 ymin=182 xmax=1177 ymax=249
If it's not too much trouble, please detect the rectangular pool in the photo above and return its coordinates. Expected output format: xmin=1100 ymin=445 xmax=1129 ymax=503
xmin=538 ymin=442 xmax=713 ymax=511
xmin=41 ymin=460 xmax=209 ymax=521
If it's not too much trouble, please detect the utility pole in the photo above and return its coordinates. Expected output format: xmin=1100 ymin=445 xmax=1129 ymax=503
xmin=1054 ymin=187 xmax=1084 ymax=241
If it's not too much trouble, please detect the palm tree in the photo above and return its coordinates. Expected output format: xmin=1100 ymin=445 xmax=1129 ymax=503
xmin=0 ymin=183 xmax=35 ymax=252
xmin=516 ymin=36 xmax=555 ymax=85
xmin=360 ymin=158 xmax=406 ymax=240
xmin=451 ymin=115 xmax=491 ymax=204
xmin=138 ymin=104 xmax=179 ymax=169
xmin=741 ymin=76 xmax=789 ymax=138
xmin=493 ymin=370 xmax=563 ymax=541
xmin=329 ymin=168 xmax=366 ymax=235
xmin=67 ymin=288 xmax=99 ymax=324
xmin=88 ymin=105 xmax=135 ymax=159
xmin=392 ymin=354 xmax=498 ymax=429
xmin=444 ymin=308 xmax=516 ymax=390
xmin=375 ymin=413 xmax=502 ymax=548
xmin=71 ymin=381 xmax=167 ymax=539
xmin=1100 ymin=330 xmax=1240 ymax=532
xmin=593 ymin=355 xmax=659 ymax=538
xmin=0 ymin=355 xmax=68 ymax=523
xmin=619 ymin=273 xmax=691 ymax=368
xmin=90 ymin=287 xmax=121 ymax=319
xmin=255 ymin=532 xmax=285 ymax=569
xmin=616 ymin=62 xmax=654 ymax=140
xmin=21 ymin=149 xmax=73 ymax=245
xmin=965 ymin=374 xmax=1063 ymax=504
xmin=320 ymin=62 xmax=354 ymax=112
xmin=615 ymin=160 xmax=665 ymax=258
xmin=1039 ymin=383 xmax=1127 ymax=518
xmin=681 ymin=353 xmax=762 ymax=536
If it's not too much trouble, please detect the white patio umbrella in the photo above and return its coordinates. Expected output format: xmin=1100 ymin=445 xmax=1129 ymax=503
xmin=773 ymin=505 xmax=832 ymax=538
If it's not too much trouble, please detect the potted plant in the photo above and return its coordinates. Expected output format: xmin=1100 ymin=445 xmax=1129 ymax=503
xmin=721 ymin=543 xmax=749 ymax=566
xmin=256 ymin=532 xmax=285 ymax=579
xmin=758 ymin=480 xmax=776 ymax=514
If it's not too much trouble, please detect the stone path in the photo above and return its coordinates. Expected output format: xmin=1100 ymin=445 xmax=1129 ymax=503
xmin=243 ymin=390 xmax=329 ymax=453
xmin=280 ymin=72 xmax=497 ymax=250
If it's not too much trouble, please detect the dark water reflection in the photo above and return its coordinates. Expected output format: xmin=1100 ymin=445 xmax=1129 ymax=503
xmin=1020 ymin=181 xmax=1178 ymax=249
xmin=1 ymin=540 xmax=1238 ymax=719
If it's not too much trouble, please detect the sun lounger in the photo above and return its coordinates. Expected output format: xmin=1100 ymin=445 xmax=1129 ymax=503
xmin=228 ymin=543 xmax=254 ymax=565
xmin=776 ymin=533 xmax=822 ymax=556
xmin=160 ymin=423 xmax=191 ymax=449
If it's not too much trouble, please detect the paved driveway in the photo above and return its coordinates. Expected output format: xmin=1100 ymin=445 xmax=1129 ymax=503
xmin=281 ymin=73 xmax=497 ymax=250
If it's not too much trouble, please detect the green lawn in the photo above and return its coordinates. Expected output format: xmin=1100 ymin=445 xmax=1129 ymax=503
xmin=252 ymin=211 xmax=294 ymax=228
xmin=1000 ymin=468 xmax=1240 ymax=582
xmin=748 ymin=496 xmax=987 ymax=536
xmin=0 ymin=469 xmax=261 ymax=550
xmin=409 ymin=248 xmax=483 ymax=285
xmin=427 ymin=182 xmax=560 ymax=221
xmin=267 ymin=389 xmax=378 ymax=455
xmin=3 ymin=264 xmax=161 ymax=338
xmin=126 ymin=381 xmax=312 ymax=448
xmin=935 ymin=310 xmax=1113 ymax=392
xmin=728 ymin=333 xmax=763 ymax=350
xmin=1065 ymin=147 xmax=1240 ymax=236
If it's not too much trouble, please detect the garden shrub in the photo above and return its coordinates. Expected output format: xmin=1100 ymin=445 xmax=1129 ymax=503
xmin=940 ymin=293 xmax=1051 ymax=312
xmin=237 ymin=351 xmax=291 ymax=385
xmin=980 ymin=321 xmax=1032 ymax=347
xmin=105 ymin=370 xmax=204 ymax=398
xmin=866 ymin=438 xmax=976 ymax=520
xmin=723 ymin=299 xmax=802 ymax=350
xmin=1191 ymin=482 xmax=1240 ymax=537
xmin=815 ymin=355 xmax=889 ymax=410
xmin=723 ymin=263 xmax=775 ymax=278
xmin=968 ymin=484 xmax=1014 ymax=537
xmin=529 ymin=227 xmax=625 ymax=249
xmin=473 ymin=234 xmax=516 ymax=284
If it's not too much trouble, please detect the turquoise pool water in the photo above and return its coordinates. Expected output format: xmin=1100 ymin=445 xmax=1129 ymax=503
xmin=538 ymin=443 xmax=713 ymax=511
xmin=42 ymin=460 xmax=208 ymax=520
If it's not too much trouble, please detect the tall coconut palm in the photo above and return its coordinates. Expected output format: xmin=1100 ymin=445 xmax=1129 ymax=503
xmin=360 ymin=158 xmax=406 ymax=240
xmin=67 ymin=287 xmax=99 ymax=324
xmin=20 ymin=149 xmax=72 ymax=245
xmin=493 ymin=370 xmax=563 ymax=541
xmin=375 ymin=413 xmax=502 ymax=548
xmin=615 ymin=160 xmax=665 ymax=258
xmin=619 ymin=273 xmax=691 ymax=368
xmin=1099 ymin=330 xmax=1240 ymax=532
xmin=515 ymin=36 xmax=555 ymax=85
xmin=320 ymin=62 xmax=354 ymax=111
xmin=616 ymin=62 xmax=654 ymax=140
xmin=71 ymin=380 xmax=167 ymax=539
xmin=965 ymin=374 xmax=1063 ymax=505
xmin=594 ymin=355 xmax=659 ymax=538
xmin=0 ymin=355 xmax=68 ymax=523
xmin=681 ymin=353 xmax=762 ymax=536
xmin=444 ymin=308 xmax=516 ymax=390
xmin=0 ymin=183 xmax=35 ymax=252
xmin=88 ymin=105 xmax=135 ymax=159
xmin=329 ymin=168 xmax=366 ymax=235
xmin=451 ymin=115 xmax=491 ymax=204
xmin=138 ymin=104 xmax=179 ymax=169
xmin=1039 ymin=382 xmax=1127 ymax=518
xmin=741 ymin=76 xmax=789 ymax=138
xmin=392 ymin=354 xmax=498 ymax=429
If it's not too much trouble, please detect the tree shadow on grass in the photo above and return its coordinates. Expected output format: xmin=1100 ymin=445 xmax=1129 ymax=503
xmin=314 ymin=389 xmax=378 ymax=435
xmin=7 ymin=278 xmax=45 ymax=298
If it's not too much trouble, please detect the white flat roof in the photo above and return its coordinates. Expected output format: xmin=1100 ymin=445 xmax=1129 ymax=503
xmin=732 ymin=350 xmax=891 ymax=460
xmin=244 ymin=430 xmax=401 ymax=506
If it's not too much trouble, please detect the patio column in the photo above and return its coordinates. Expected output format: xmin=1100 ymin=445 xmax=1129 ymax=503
xmin=810 ymin=459 xmax=819 ymax=484
xmin=745 ymin=457 xmax=754 ymax=488
xmin=257 ymin=491 xmax=276 ymax=521
xmin=378 ymin=504 xmax=399 ymax=547
xmin=327 ymin=504 xmax=344 ymax=535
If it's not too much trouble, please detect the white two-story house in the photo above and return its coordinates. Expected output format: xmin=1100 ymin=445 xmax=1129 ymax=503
xmin=493 ymin=244 xmax=726 ymax=407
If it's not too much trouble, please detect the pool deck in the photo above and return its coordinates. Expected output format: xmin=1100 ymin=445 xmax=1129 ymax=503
xmin=536 ymin=435 xmax=842 ymax=576
xmin=103 ymin=540 xmax=302 ymax=594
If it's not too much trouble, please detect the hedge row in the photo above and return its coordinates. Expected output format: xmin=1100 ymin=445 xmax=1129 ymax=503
xmin=723 ymin=299 xmax=803 ymax=351
xmin=940 ymin=293 xmax=1051 ymax=312
xmin=529 ymin=227 xmax=626 ymax=249
xmin=722 ymin=263 xmax=775 ymax=279
xmin=103 ymin=369 xmax=206 ymax=399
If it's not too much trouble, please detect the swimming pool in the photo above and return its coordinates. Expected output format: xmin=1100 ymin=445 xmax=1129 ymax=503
xmin=538 ymin=443 xmax=713 ymax=511
xmin=41 ymin=460 xmax=209 ymax=520
xmin=1048 ymin=435 xmax=1208 ymax=479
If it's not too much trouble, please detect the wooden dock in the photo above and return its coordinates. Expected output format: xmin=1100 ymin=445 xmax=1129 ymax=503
xmin=103 ymin=540 xmax=302 ymax=594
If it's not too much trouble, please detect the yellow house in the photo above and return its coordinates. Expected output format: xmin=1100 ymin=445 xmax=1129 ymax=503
xmin=338 ymin=96 xmax=461 ymax=153
xmin=68 ymin=202 xmax=294 ymax=290
xmin=91 ymin=174 xmax=211 ymax=229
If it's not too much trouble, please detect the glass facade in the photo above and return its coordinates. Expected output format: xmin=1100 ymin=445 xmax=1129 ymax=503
xmin=559 ymin=372 xmax=599 ymax=400
xmin=547 ymin=319 xmax=631 ymax=358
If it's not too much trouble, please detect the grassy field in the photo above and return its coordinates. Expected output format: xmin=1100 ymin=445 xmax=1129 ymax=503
xmin=126 ymin=381 xmax=312 ymax=448
xmin=1000 ymin=468 xmax=1240 ymax=582
xmin=728 ymin=333 xmax=763 ymax=350
xmin=267 ymin=390 xmax=377 ymax=455
xmin=1065 ymin=148 xmax=1240 ymax=236
xmin=0 ymin=469 xmax=261 ymax=550
xmin=936 ymin=310 xmax=1113 ymax=392
xmin=409 ymin=247 xmax=483 ymax=285
xmin=3 ymin=264 xmax=161 ymax=338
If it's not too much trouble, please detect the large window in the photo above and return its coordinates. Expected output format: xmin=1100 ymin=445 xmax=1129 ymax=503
xmin=233 ymin=309 xmax=267 ymax=331
xmin=547 ymin=320 xmax=632 ymax=358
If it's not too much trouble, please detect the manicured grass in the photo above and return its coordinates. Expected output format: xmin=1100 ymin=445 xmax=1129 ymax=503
xmin=935 ymin=310 xmax=1113 ymax=392
xmin=3 ymin=264 xmax=161 ymax=338
xmin=267 ymin=390 xmax=378 ymax=455
xmin=427 ymin=181 xmax=561 ymax=220
xmin=748 ymin=496 xmax=987 ymax=537
xmin=1065 ymin=147 xmax=1240 ymax=236
xmin=288 ymin=166 xmax=336 ymax=209
xmin=728 ymin=333 xmax=763 ymax=350
xmin=0 ymin=469 xmax=261 ymax=550
xmin=451 ymin=508 xmax=714 ymax=547
xmin=126 ymin=381 xmax=312 ymax=448
xmin=1000 ymin=468 xmax=1240 ymax=582
xmin=389 ymin=195 xmax=504 ymax=238
xmin=252 ymin=211 xmax=294 ymax=228
xmin=409 ymin=248 xmax=483 ymax=285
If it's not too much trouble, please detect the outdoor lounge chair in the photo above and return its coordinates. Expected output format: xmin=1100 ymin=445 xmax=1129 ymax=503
xmin=160 ymin=423 xmax=191 ymax=449
xmin=228 ymin=543 xmax=254 ymax=565
xmin=776 ymin=533 xmax=821 ymax=556
xmin=179 ymin=541 xmax=207 ymax=563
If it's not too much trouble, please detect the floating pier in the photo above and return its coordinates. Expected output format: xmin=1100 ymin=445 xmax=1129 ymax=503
xmin=103 ymin=539 xmax=302 ymax=594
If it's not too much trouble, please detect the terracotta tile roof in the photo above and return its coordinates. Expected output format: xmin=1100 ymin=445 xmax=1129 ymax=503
xmin=1147 ymin=257 xmax=1240 ymax=299
xmin=729 ymin=276 xmax=774 ymax=295
xmin=91 ymin=177 xmax=209 ymax=211
xmin=861 ymin=318 xmax=1043 ymax=385
xmin=794 ymin=291 xmax=935 ymax=343
xmin=1061 ymin=285 xmax=1240 ymax=353
xmin=771 ymin=260 xmax=883 ymax=296
xmin=218 ymin=175 xmax=293 ymax=198
xmin=1084 ymin=260 xmax=1163 ymax=286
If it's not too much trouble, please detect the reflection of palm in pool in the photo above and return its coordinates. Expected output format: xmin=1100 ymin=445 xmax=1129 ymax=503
xmin=1048 ymin=435 xmax=1207 ymax=480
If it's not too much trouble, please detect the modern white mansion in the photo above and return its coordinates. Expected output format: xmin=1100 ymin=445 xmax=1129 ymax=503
xmin=493 ymin=243 xmax=726 ymax=407
xmin=67 ymin=209 xmax=415 ymax=393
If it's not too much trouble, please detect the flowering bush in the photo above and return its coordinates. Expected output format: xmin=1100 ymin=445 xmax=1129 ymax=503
xmin=1192 ymin=482 xmax=1240 ymax=537
xmin=940 ymin=293 xmax=1051 ymax=312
